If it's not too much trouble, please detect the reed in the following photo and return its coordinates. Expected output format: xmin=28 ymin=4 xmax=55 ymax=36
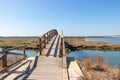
xmin=78 ymin=55 xmax=120 ymax=80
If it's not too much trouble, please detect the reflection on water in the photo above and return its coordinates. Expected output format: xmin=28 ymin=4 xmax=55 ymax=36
xmin=67 ymin=50 xmax=120 ymax=68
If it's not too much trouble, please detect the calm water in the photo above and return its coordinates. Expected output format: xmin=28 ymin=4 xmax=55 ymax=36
xmin=0 ymin=48 xmax=2 ymax=51
xmin=67 ymin=50 xmax=120 ymax=68
xmin=85 ymin=37 xmax=120 ymax=44
xmin=0 ymin=48 xmax=37 ymax=57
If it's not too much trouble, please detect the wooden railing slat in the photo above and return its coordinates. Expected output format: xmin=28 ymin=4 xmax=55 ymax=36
xmin=0 ymin=46 xmax=25 ymax=54
xmin=0 ymin=46 xmax=26 ymax=74
xmin=7 ymin=58 xmax=25 ymax=68
xmin=7 ymin=52 xmax=24 ymax=56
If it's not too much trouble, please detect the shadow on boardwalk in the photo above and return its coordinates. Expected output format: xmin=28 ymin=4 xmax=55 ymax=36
xmin=46 ymin=36 xmax=57 ymax=57
xmin=22 ymin=56 xmax=38 ymax=80
xmin=0 ymin=56 xmax=38 ymax=80
xmin=54 ymin=35 xmax=60 ymax=57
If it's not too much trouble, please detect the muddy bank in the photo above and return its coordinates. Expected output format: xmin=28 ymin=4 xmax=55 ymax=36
xmin=65 ymin=37 xmax=120 ymax=52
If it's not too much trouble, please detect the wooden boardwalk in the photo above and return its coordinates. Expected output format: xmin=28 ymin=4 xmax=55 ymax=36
xmin=0 ymin=29 xmax=69 ymax=80
xmin=28 ymin=35 xmax=64 ymax=80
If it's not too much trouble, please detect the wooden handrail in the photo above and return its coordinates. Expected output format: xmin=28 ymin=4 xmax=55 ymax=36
xmin=39 ymin=29 xmax=58 ymax=55
xmin=0 ymin=46 xmax=27 ymax=73
xmin=0 ymin=46 xmax=25 ymax=53
xmin=7 ymin=52 xmax=25 ymax=56
xmin=60 ymin=31 xmax=69 ymax=80
xmin=0 ymin=53 xmax=6 ymax=61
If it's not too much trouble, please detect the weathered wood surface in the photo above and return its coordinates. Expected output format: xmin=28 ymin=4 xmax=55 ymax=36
xmin=28 ymin=35 xmax=64 ymax=80
xmin=39 ymin=29 xmax=58 ymax=55
xmin=28 ymin=56 xmax=63 ymax=80
xmin=0 ymin=57 xmax=35 ymax=80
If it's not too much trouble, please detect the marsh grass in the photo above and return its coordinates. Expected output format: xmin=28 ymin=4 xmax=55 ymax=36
xmin=0 ymin=37 xmax=39 ymax=49
xmin=91 ymin=55 xmax=104 ymax=71
xmin=78 ymin=55 xmax=120 ymax=80
xmin=82 ymin=58 xmax=91 ymax=71
xmin=65 ymin=37 xmax=120 ymax=51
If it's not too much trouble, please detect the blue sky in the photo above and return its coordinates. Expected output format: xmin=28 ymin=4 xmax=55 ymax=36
xmin=0 ymin=0 xmax=120 ymax=36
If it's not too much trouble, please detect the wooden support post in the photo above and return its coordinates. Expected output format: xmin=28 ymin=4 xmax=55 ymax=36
xmin=61 ymin=37 xmax=63 ymax=55
xmin=23 ymin=46 xmax=26 ymax=59
xmin=44 ymin=35 xmax=46 ymax=48
xmin=46 ymin=33 xmax=49 ymax=44
xmin=48 ymin=32 xmax=50 ymax=41
xmin=49 ymin=32 xmax=51 ymax=41
xmin=2 ymin=51 xmax=7 ymax=72
xmin=60 ymin=37 xmax=63 ymax=56
xmin=39 ymin=38 xmax=42 ymax=55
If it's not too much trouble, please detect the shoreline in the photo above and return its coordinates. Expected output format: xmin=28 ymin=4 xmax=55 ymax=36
xmin=65 ymin=37 xmax=120 ymax=53
xmin=0 ymin=37 xmax=120 ymax=52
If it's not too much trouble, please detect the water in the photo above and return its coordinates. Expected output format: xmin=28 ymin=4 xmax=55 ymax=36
xmin=85 ymin=37 xmax=120 ymax=44
xmin=0 ymin=48 xmax=2 ymax=51
xmin=0 ymin=48 xmax=37 ymax=57
xmin=67 ymin=50 xmax=120 ymax=68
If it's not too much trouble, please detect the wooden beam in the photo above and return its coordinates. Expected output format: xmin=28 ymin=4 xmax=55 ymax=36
xmin=39 ymin=38 xmax=42 ymax=55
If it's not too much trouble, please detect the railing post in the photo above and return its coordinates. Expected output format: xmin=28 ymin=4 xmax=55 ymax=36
xmin=2 ymin=49 xmax=8 ymax=72
xmin=44 ymin=35 xmax=46 ymax=48
xmin=60 ymin=30 xmax=64 ymax=56
xmin=39 ymin=37 xmax=42 ymax=55
xmin=60 ymin=37 xmax=63 ymax=56
xmin=46 ymin=33 xmax=49 ymax=44
xmin=23 ymin=46 xmax=26 ymax=59
xmin=48 ymin=32 xmax=50 ymax=41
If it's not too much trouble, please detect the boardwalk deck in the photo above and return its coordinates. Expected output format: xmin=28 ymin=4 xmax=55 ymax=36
xmin=28 ymin=35 xmax=63 ymax=80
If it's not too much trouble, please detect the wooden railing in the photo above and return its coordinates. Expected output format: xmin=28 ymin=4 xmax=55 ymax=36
xmin=39 ymin=29 xmax=58 ymax=55
xmin=0 ymin=46 xmax=27 ymax=74
xmin=60 ymin=31 xmax=69 ymax=80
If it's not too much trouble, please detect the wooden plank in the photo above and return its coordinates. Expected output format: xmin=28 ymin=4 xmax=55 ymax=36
xmin=63 ymin=68 xmax=69 ymax=80
xmin=49 ymin=35 xmax=59 ymax=56
xmin=28 ymin=35 xmax=64 ymax=80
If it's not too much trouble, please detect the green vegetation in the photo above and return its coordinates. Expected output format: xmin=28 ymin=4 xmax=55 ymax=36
xmin=0 ymin=37 xmax=39 ymax=49
xmin=0 ymin=37 xmax=120 ymax=51
xmin=65 ymin=37 xmax=120 ymax=52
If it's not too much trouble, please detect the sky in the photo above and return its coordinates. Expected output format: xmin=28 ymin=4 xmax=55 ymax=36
xmin=0 ymin=0 xmax=120 ymax=36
